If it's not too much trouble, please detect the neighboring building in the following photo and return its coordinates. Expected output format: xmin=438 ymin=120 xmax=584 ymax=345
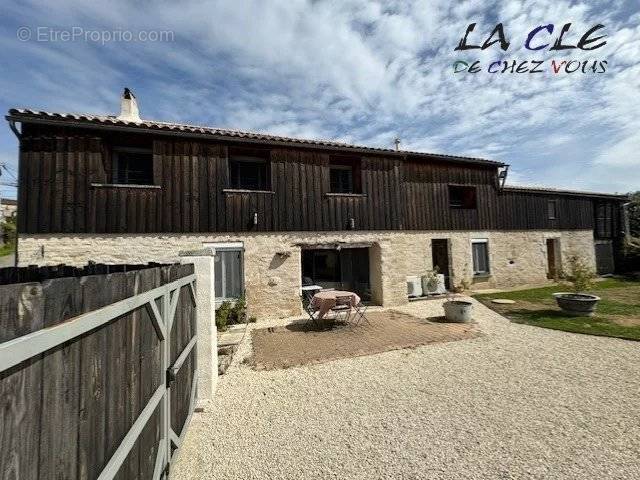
xmin=5 ymin=91 xmax=628 ymax=319
xmin=1 ymin=198 xmax=17 ymax=220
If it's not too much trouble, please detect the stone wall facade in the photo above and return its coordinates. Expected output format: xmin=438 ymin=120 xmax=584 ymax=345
xmin=18 ymin=229 xmax=596 ymax=320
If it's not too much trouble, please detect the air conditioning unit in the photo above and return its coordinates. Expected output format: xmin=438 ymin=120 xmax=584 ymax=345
xmin=406 ymin=275 xmax=423 ymax=298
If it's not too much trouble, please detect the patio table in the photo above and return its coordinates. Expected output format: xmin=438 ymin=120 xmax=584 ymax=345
xmin=311 ymin=290 xmax=361 ymax=321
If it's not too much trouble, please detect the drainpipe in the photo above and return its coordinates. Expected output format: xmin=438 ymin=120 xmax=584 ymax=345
xmin=8 ymin=120 xmax=21 ymax=267
xmin=8 ymin=120 xmax=21 ymax=140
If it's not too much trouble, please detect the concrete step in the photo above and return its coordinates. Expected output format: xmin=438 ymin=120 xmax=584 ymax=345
xmin=218 ymin=330 xmax=245 ymax=347
xmin=226 ymin=323 xmax=246 ymax=332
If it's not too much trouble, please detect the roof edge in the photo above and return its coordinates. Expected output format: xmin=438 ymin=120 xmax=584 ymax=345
xmin=6 ymin=109 xmax=506 ymax=167
xmin=503 ymin=185 xmax=629 ymax=200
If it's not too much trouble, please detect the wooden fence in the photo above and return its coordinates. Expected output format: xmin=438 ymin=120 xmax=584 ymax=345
xmin=0 ymin=263 xmax=198 ymax=479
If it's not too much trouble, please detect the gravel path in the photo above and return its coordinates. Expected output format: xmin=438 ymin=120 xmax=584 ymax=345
xmin=172 ymin=298 xmax=640 ymax=480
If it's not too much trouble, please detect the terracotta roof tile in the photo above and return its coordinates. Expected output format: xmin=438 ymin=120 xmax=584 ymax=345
xmin=6 ymin=108 xmax=505 ymax=167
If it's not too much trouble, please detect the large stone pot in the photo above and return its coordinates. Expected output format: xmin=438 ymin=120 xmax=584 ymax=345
xmin=443 ymin=300 xmax=473 ymax=323
xmin=553 ymin=293 xmax=601 ymax=317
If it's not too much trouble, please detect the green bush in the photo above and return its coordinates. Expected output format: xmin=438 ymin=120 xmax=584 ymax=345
xmin=216 ymin=301 xmax=232 ymax=331
xmin=230 ymin=296 xmax=247 ymax=325
xmin=215 ymin=296 xmax=248 ymax=330
xmin=1 ymin=216 xmax=16 ymax=244
xmin=564 ymin=255 xmax=596 ymax=293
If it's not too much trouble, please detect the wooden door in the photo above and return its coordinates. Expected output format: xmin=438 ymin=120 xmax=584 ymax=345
xmin=431 ymin=239 xmax=451 ymax=289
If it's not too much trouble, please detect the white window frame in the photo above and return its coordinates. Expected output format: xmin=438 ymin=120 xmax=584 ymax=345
xmin=203 ymin=242 xmax=245 ymax=302
xmin=471 ymin=238 xmax=490 ymax=276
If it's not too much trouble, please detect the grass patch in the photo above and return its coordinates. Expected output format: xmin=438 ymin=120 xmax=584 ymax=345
xmin=0 ymin=243 xmax=15 ymax=257
xmin=475 ymin=278 xmax=640 ymax=341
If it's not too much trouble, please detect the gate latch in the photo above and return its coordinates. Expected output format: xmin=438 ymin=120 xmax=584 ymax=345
xmin=166 ymin=367 xmax=177 ymax=388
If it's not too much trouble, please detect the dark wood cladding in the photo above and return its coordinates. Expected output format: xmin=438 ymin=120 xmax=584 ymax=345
xmin=17 ymin=129 xmax=621 ymax=235
xmin=496 ymin=191 xmax=594 ymax=230
xmin=594 ymin=200 xmax=621 ymax=239
xmin=402 ymin=159 xmax=499 ymax=230
xmin=19 ymin=134 xmax=404 ymax=233
xmin=19 ymin=135 xmax=101 ymax=234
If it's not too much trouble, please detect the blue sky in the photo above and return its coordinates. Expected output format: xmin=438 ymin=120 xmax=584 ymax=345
xmin=1 ymin=0 xmax=639 ymax=199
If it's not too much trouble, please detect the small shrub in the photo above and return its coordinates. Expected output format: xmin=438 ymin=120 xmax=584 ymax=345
xmin=564 ymin=255 xmax=596 ymax=293
xmin=216 ymin=296 xmax=249 ymax=329
xmin=1 ymin=216 xmax=16 ymax=245
xmin=229 ymin=296 xmax=247 ymax=325
xmin=425 ymin=266 xmax=440 ymax=290
xmin=216 ymin=301 xmax=232 ymax=331
xmin=248 ymin=316 xmax=257 ymax=323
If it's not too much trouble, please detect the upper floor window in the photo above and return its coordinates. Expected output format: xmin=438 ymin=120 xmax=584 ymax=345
xmin=330 ymin=165 xmax=353 ymax=193
xmin=329 ymin=156 xmax=361 ymax=194
xmin=229 ymin=149 xmax=270 ymax=190
xmin=449 ymin=185 xmax=477 ymax=209
xmin=112 ymin=147 xmax=154 ymax=185
xmin=548 ymin=200 xmax=557 ymax=219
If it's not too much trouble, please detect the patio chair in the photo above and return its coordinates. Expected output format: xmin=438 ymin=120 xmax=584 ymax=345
xmin=301 ymin=294 xmax=321 ymax=326
xmin=300 ymin=289 xmax=315 ymax=308
xmin=350 ymin=302 xmax=370 ymax=326
xmin=301 ymin=294 xmax=337 ymax=327
xmin=331 ymin=294 xmax=353 ymax=322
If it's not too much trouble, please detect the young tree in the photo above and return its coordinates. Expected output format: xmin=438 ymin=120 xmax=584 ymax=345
xmin=1 ymin=215 xmax=15 ymax=239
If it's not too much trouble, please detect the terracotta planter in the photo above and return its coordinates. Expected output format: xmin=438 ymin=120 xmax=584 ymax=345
xmin=553 ymin=293 xmax=601 ymax=317
xmin=443 ymin=300 xmax=473 ymax=323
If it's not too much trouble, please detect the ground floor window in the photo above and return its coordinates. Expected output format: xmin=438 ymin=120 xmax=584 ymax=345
xmin=471 ymin=239 xmax=490 ymax=275
xmin=207 ymin=243 xmax=244 ymax=300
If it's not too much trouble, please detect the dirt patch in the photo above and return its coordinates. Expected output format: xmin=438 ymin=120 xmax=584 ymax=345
xmin=594 ymin=287 xmax=640 ymax=306
xmin=250 ymin=310 xmax=480 ymax=370
xmin=608 ymin=315 xmax=640 ymax=327
xmin=478 ymin=299 xmax=548 ymax=316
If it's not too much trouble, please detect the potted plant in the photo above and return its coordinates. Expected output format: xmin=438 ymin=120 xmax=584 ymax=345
xmin=421 ymin=266 xmax=440 ymax=295
xmin=553 ymin=255 xmax=600 ymax=316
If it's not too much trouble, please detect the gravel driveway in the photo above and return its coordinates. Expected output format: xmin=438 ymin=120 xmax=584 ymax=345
xmin=172 ymin=298 xmax=640 ymax=480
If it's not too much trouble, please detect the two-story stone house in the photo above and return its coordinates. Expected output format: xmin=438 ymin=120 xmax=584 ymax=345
xmin=6 ymin=90 xmax=628 ymax=319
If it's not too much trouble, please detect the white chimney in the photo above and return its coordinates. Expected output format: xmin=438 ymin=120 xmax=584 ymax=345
xmin=118 ymin=87 xmax=141 ymax=122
